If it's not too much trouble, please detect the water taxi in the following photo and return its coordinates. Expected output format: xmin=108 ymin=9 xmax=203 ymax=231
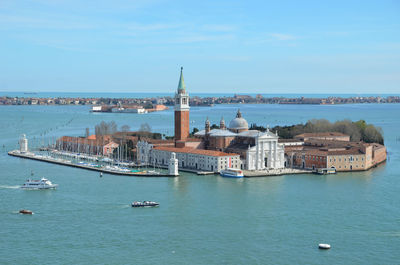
xmin=21 ymin=178 xmax=58 ymax=189
xmin=131 ymin=201 xmax=159 ymax=207
xmin=220 ymin=168 xmax=244 ymax=178
xmin=19 ymin=209 xmax=33 ymax=214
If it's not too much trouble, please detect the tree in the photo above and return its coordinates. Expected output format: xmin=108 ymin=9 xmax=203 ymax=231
xmin=139 ymin=123 xmax=151 ymax=132
xmin=94 ymin=120 xmax=118 ymax=147
xmin=264 ymin=118 xmax=383 ymax=143
xmin=121 ymin=125 xmax=130 ymax=132
xmin=85 ymin=128 xmax=90 ymax=138
xmin=210 ymin=124 xmax=219 ymax=130
xmin=332 ymin=120 xmax=361 ymax=141
xmin=364 ymin=125 xmax=384 ymax=144
xmin=304 ymin=119 xmax=332 ymax=133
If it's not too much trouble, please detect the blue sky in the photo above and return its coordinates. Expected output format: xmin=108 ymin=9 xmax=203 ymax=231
xmin=0 ymin=0 xmax=399 ymax=94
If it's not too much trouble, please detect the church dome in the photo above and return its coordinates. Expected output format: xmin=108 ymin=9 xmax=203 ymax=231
xmin=229 ymin=109 xmax=248 ymax=131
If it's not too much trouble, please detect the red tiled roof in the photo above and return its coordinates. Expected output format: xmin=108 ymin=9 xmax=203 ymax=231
xmin=278 ymin=139 xmax=303 ymax=142
xmin=57 ymin=136 xmax=111 ymax=146
xmin=303 ymin=147 xmax=364 ymax=156
xmin=87 ymin=135 xmax=96 ymax=140
xmin=153 ymin=146 xmax=239 ymax=157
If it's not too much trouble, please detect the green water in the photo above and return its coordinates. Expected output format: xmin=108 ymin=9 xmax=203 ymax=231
xmin=0 ymin=104 xmax=399 ymax=264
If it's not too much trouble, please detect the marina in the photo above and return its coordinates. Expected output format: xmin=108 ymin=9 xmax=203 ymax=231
xmin=8 ymin=150 xmax=175 ymax=177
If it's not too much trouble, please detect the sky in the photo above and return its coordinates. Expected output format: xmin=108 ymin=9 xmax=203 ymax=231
xmin=0 ymin=0 xmax=399 ymax=94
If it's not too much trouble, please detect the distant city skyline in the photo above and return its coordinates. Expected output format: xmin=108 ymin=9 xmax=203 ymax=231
xmin=0 ymin=0 xmax=399 ymax=93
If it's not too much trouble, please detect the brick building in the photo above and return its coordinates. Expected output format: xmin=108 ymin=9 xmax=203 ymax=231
xmin=285 ymin=138 xmax=386 ymax=171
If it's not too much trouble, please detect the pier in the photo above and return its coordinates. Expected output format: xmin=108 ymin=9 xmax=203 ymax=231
xmin=8 ymin=150 xmax=175 ymax=177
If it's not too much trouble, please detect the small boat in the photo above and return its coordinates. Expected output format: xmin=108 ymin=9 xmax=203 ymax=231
xmin=314 ymin=168 xmax=336 ymax=175
xmin=146 ymin=170 xmax=161 ymax=175
xmin=131 ymin=201 xmax=159 ymax=207
xmin=220 ymin=168 xmax=244 ymax=178
xmin=19 ymin=209 xmax=33 ymax=215
xmin=21 ymin=178 xmax=58 ymax=189
xmin=318 ymin=243 xmax=331 ymax=249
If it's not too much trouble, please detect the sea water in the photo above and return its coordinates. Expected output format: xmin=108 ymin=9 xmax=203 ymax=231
xmin=0 ymin=103 xmax=399 ymax=264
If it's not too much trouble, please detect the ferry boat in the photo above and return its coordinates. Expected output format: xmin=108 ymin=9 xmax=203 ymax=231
xmin=220 ymin=168 xmax=244 ymax=178
xmin=131 ymin=201 xmax=159 ymax=207
xmin=21 ymin=178 xmax=58 ymax=189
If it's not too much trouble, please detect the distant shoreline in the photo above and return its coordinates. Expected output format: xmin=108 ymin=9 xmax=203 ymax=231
xmin=1 ymin=94 xmax=399 ymax=106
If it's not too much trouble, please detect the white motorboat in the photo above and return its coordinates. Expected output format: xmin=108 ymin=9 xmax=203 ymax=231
xmin=132 ymin=201 xmax=159 ymax=207
xmin=146 ymin=170 xmax=161 ymax=175
xmin=220 ymin=168 xmax=244 ymax=178
xmin=21 ymin=178 xmax=58 ymax=189
xmin=318 ymin=243 xmax=331 ymax=249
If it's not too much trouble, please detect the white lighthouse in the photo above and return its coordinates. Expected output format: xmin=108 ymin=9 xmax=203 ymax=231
xmin=19 ymin=134 xmax=28 ymax=153
xmin=168 ymin=152 xmax=179 ymax=176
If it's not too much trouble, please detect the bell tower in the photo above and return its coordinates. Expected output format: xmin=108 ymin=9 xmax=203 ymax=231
xmin=174 ymin=67 xmax=190 ymax=147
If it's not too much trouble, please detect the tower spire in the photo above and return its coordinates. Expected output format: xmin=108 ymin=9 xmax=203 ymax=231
xmin=177 ymin=66 xmax=186 ymax=93
xmin=174 ymin=67 xmax=190 ymax=148
xmin=220 ymin=116 xmax=226 ymax=130
xmin=205 ymin=117 xmax=210 ymax=134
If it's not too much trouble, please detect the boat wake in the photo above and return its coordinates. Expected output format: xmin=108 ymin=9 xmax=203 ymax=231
xmin=0 ymin=185 xmax=20 ymax=189
xmin=116 ymin=204 xmax=131 ymax=209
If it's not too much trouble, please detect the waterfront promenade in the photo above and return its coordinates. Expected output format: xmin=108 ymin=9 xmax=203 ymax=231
xmin=8 ymin=150 xmax=311 ymax=177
